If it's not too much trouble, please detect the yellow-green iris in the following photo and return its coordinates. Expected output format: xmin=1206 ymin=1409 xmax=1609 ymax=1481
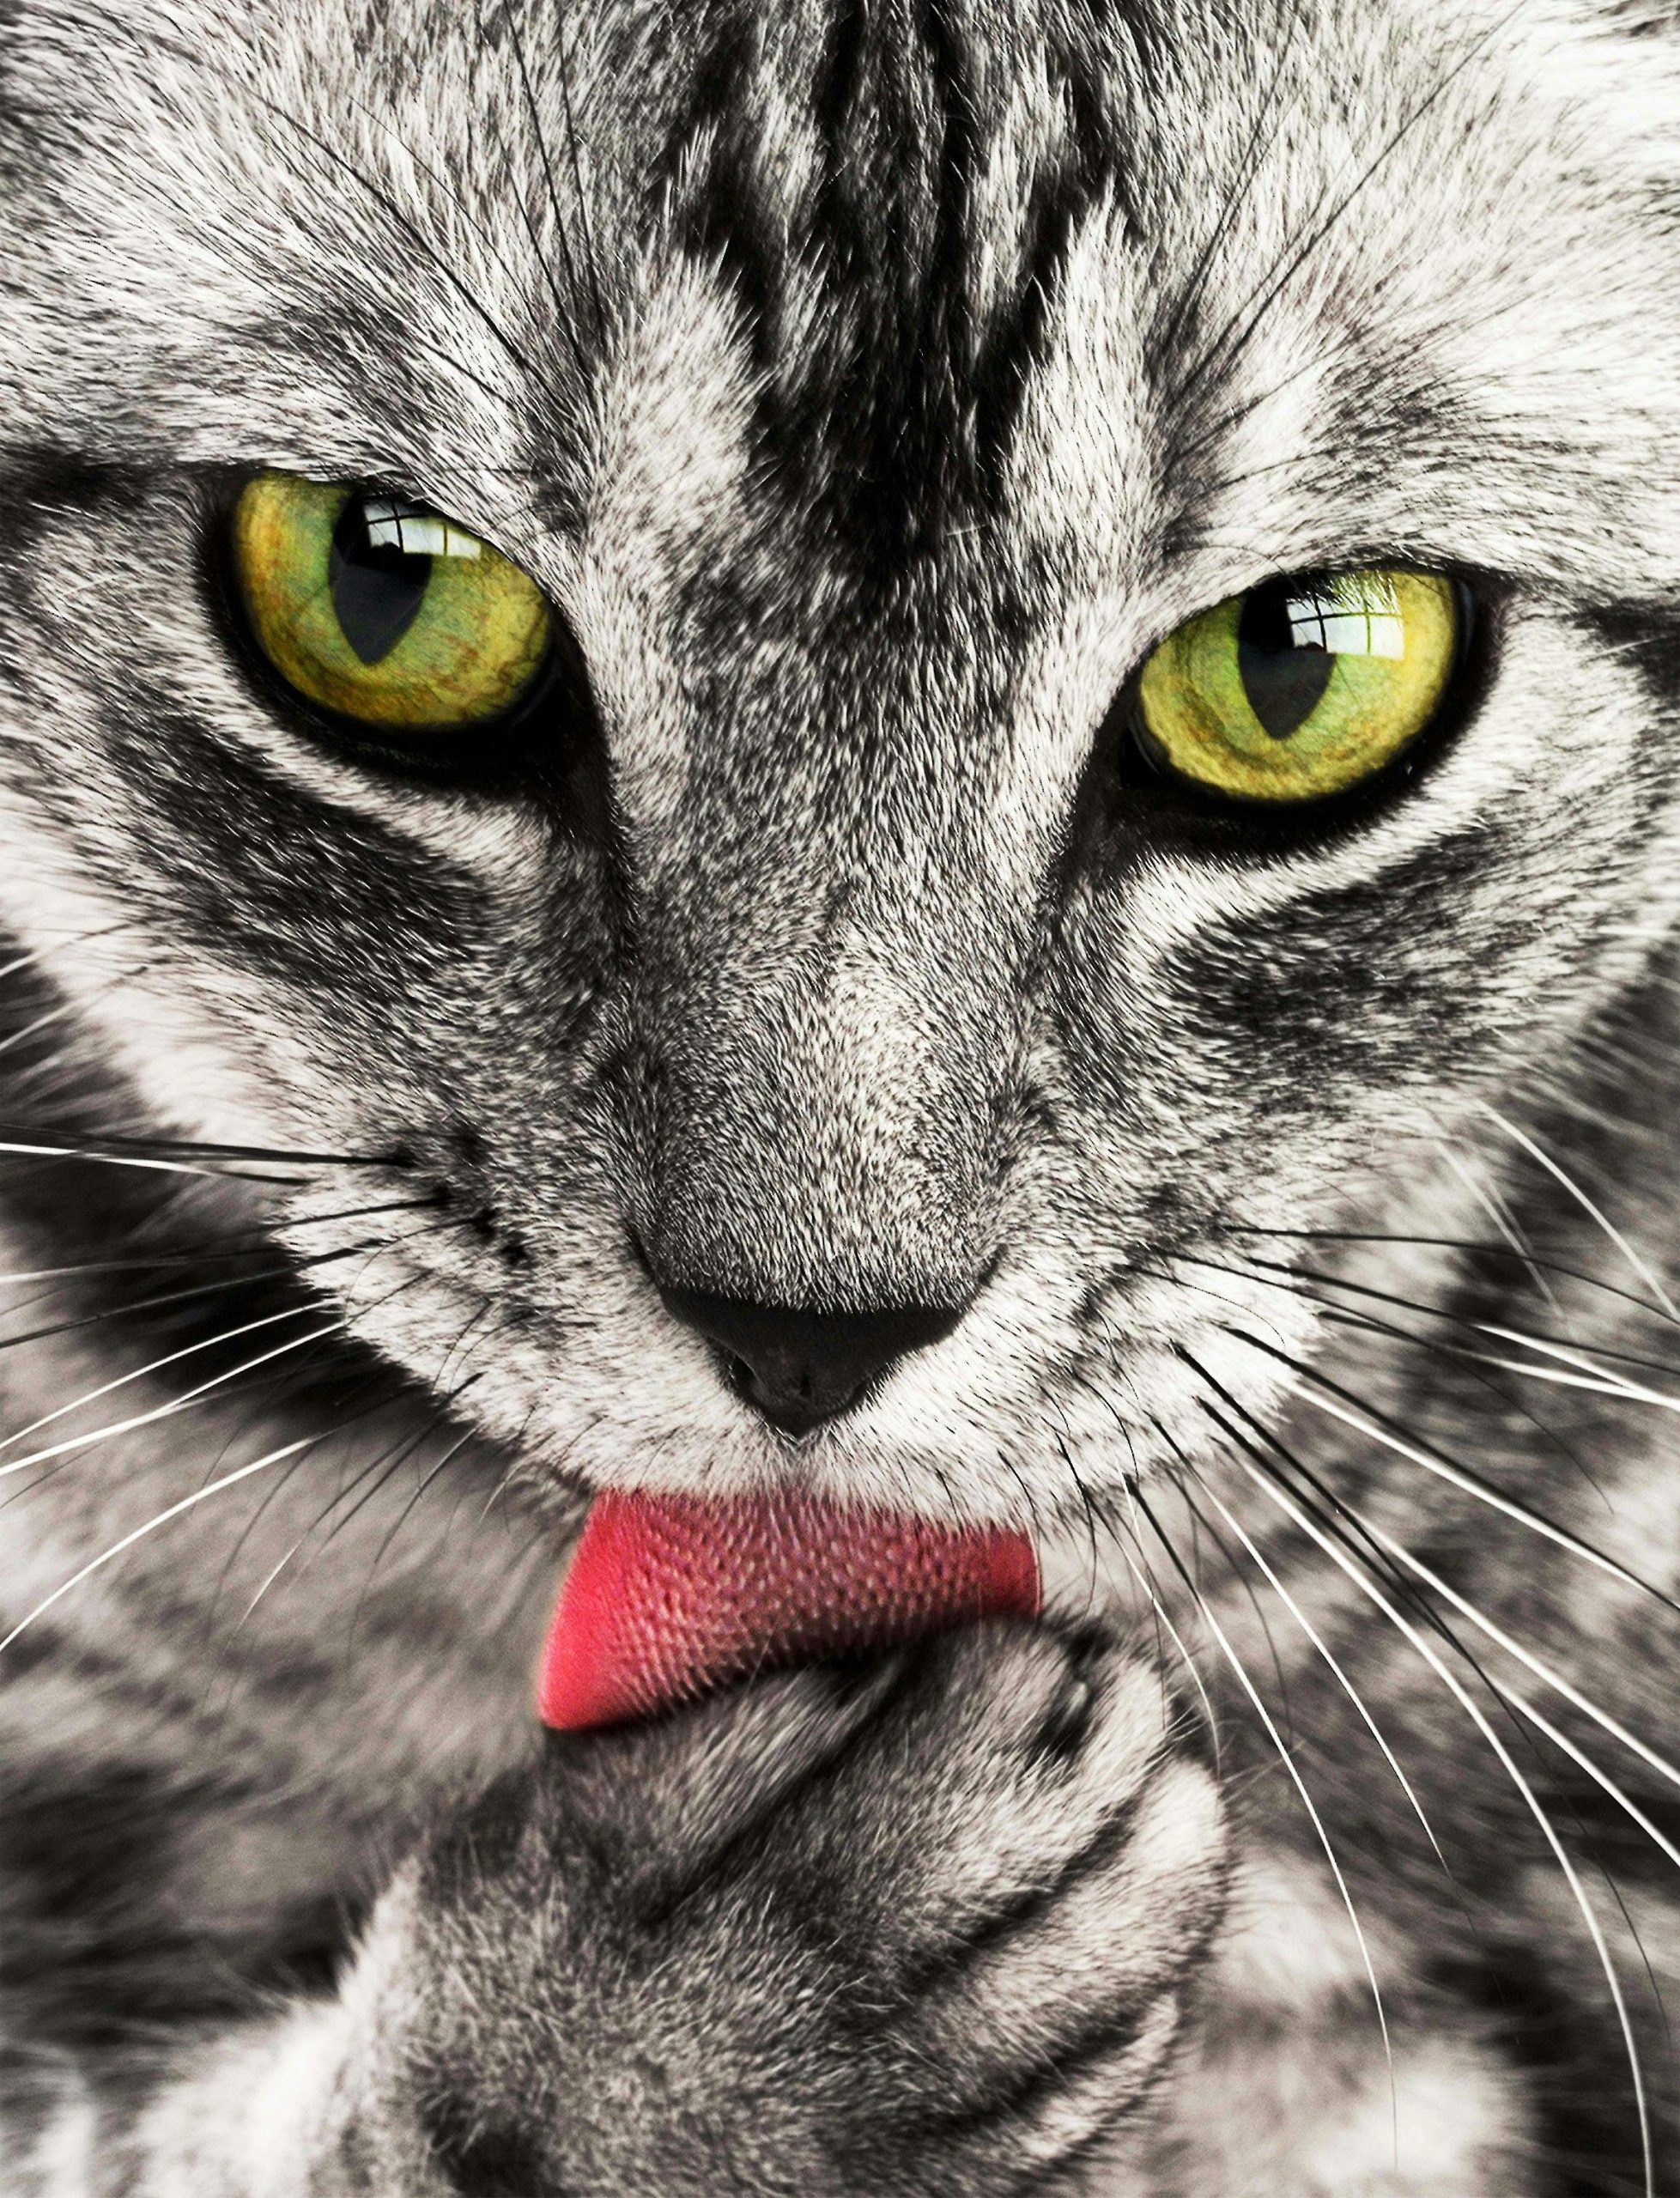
xmin=1137 ymin=569 xmax=1459 ymax=803
xmin=232 ymin=471 xmax=551 ymax=730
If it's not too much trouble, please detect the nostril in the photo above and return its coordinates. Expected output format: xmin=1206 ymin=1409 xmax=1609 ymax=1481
xmin=658 ymin=1286 xmax=965 ymax=1437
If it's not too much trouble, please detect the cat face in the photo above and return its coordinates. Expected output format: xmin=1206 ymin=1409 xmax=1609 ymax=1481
xmin=2 ymin=0 xmax=1677 ymax=1533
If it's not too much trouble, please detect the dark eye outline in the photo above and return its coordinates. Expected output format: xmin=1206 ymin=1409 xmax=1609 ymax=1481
xmin=206 ymin=474 xmax=599 ymax=799
xmin=1098 ymin=567 xmax=1489 ymax=853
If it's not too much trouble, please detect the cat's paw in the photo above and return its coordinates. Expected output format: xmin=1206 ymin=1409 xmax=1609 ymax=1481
xmin=364 ymin=1619 xmax=1228 ymax=2197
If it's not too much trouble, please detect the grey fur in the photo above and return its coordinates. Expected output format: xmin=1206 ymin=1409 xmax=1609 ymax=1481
xmin=0 ymin=0 xmax=1677 ymax=2189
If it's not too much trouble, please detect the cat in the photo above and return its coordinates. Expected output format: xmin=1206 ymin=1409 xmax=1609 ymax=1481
xmin=1 ymin=0 xmax=1678 ymax=2189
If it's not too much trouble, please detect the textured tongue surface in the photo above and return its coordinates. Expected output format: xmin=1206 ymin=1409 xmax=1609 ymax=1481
xmin=537 ymin=1489 xmax=1040 ymax=1731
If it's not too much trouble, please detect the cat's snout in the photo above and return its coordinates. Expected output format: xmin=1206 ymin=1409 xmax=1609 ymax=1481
xmin=656 ymin=1285 xmax=964 ymax=1436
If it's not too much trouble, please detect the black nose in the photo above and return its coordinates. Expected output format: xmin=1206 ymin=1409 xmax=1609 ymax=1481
xmin=658 ymin=1287 xmax=963 ymax=1436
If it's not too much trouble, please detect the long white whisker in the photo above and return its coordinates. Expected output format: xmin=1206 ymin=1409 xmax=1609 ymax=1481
xmin=1198 ymin=1248 xmax=1680 ymax=1389
xmin=1437 ymin=1140 xmax=1562 ymax=1315
xmin=1335 ymin=1502 xmax=1680 ymax=1808
xmin=1463 ymin=1323 xmax=1680 ymax=1410
xmin=1105 ymin=1485 xmax=1223 ymax=1756
xmin=0 ymin=1211 xmax=450 ymax=1459
xmin=1130 ymin=1478 xmax=1396 ymax=2112
xmin=240 ymin=1535 xmax=313 ymax=1625
xmin=0 ymin=1198 xmax=439 ymax=1293
xmin=0 ymin=1323 xmax=344 ymax=1478
xmin=1189 ymin=1455 xmax=1449 ymax=1872
xmin=1479 ymin=1105 xmax=1679 ymax=1323
xmin=1307 ymin=1491 xmax=1680 ymax=1886
xmin=1185 ymin=1253 xmax=1622 ymax=1513
xmin=1222 ymin=1439 xmax=1654 ymax=2198
xmin=1434 ymin=1352 xmax=1680 ymax=1405
xmin=0 ymin=1137 xmax=296 ymax=1183
xmin=1228 ymin=1333 xmax=1667 ymax=1606
xmin=1491 ymin=1679 xmax=1680 ymax=1882
xmin=0 ymin=1436 xmax=317 ymax=1654
xmin=1294 ymin=1378 xmax=1661 ymax=1589
xmin=0 ymin=1306 xmax=323 ymax=1454
xmin=0 ymin=999 xmax=102 ymax=1062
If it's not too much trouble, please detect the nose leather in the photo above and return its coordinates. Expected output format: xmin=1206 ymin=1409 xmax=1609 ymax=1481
xmin=658 ymin=1286 xmax=963 ymax=1436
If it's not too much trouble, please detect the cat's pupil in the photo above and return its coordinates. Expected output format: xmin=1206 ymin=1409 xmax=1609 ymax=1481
xmin=327 ymin=495 xmax=434 ymax=666
xmin=1237 ymin=579 xmax=1337 ymax=740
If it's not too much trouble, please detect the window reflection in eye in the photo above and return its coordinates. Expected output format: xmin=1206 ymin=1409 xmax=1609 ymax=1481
xmin=361 ymin=497 xmax=484 ymax=561
xmin=1135 ymin=566 xmax=1463 ymax=803
xmin=1283 ymin=574 xmax=1405 ymax=661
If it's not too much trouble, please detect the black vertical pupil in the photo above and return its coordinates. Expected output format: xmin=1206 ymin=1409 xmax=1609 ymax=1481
xmin=1238 ymin=578 xmax=1337 ymax=741
xmin=328 ymin=496 xmax=434 ymax=666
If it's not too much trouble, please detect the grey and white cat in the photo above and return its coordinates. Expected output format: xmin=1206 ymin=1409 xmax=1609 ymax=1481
xmin=1 ymin=0 xmax=1678 ymax=2189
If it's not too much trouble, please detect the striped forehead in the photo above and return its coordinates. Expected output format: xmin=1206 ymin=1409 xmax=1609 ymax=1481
xmin=18 ymin=0 xmax=1674 ymax=620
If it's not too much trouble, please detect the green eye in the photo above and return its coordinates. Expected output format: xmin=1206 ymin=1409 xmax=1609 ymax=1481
xmin=1135 ymin=569 xmax=1462 ymax=804
xmin=232 ymin=471 xmax=552 ymax=732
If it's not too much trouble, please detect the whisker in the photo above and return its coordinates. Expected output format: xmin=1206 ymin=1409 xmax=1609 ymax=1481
xmin=1174 ymin=3 xmax=1525 ymax=425
xmin=323 ymin=1369 xmax=489 ymax=1565
xmin=346 ymin=72 xmax=589 ymax=392
xmin=1478 ymin=1105 xmax=1679 ymax=1323
xmin=1133 ymin=1254 xmax=1295 ymax=1350
xmin=0 ymin=1217 xmax=455 ymax=1449
xmin=0 ymin=1320 xmax=346 ymax=1479
xmin=1170 ymin=1467 xmax=1297 ymax=1723
xmin=1186 ymin=1435 xmax=1451 ymax=1875
xmin=0 ymin=1194 xmax=441 ymax=1287
xmin=0 ymin=1434 xmax=321 ymax=1655
xmin=0 ymin=1302 xmax=324 ymax=1454
xmin=1478 ymin=1674 xmax=1680 ymax=2047
xmin=1183 ymin=1249 xmax=1620 ymax=1507
xmin=0 ymin=920 xmax=138 ymax=990
xmin=0 ymin=1263 xmax=318 ymax=1370
xmin=0 ymin=965 xmax=154 ymax=1066
xmin=1309 ymin=1473 xmax=1680 ymax=2034
xmin=549 ymin=0 xmax=609 ymax=343
xmin=209 ymin=1365 xmax=409 ymax=1622
xmin=1333 ymin=1497 xmax=1680 ymax=1813
xmin=0 ymin=1121 xmax=403 ymax=1169
xmin=0 ymin=1144 xmax=281 ymax=1186
xmin=217 ymin=1380 xmax=417 ymax=1643
xmin=1307 ymin=1308 xmax=1616 ymax=1514
xmin=1222 ymin=1226 xmax=1680 ymax=1333
xmin=1186 ymin=1338 xmax=1680 ymax=1986
xmin=1217 ymin=1330 xmax=1680 ymax=1619
xmin=1153 ymin=10 xmax=1305 ymax=361
xmin=1101 ymin=1486 xmax=1223 ymax=1759
xmin=216 ymin=76 xmax=558 ymax=415
xmin=487 ymin=0 xmax=599 ymax=370
xmin=1051 ymin=1430 xmax=1105 ymax=1612
xmin=342 ymin=1384 xmax=495 ymax=1640
xmin=1128 ymin=1472 xmax=1397 ymax=2114
xmin=255 ymin=1422 xmax=450 ymax=1617
xmin=1206 ymin=1250 xmax=1680 ymax=1384
xmin=239 ymin=1536 xmax=313 ymax=1628
xmin=360 ymin=1420 xmax=487 ymax=1597
xmin=1183 ymin=1354 xmax=1467 ymax=1649
xmin=1409 ymin=1344 xmax=1680 ymax=1409
xmin=1436 ymin=1141 xmax=1562 ymax=1315
xmin=1217 ymin=1431 xmax=1654 ymax=2198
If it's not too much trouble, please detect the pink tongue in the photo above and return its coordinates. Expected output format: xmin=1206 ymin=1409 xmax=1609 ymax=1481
xmin=537 ymin=1488 xmax=1040 ymax=1731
